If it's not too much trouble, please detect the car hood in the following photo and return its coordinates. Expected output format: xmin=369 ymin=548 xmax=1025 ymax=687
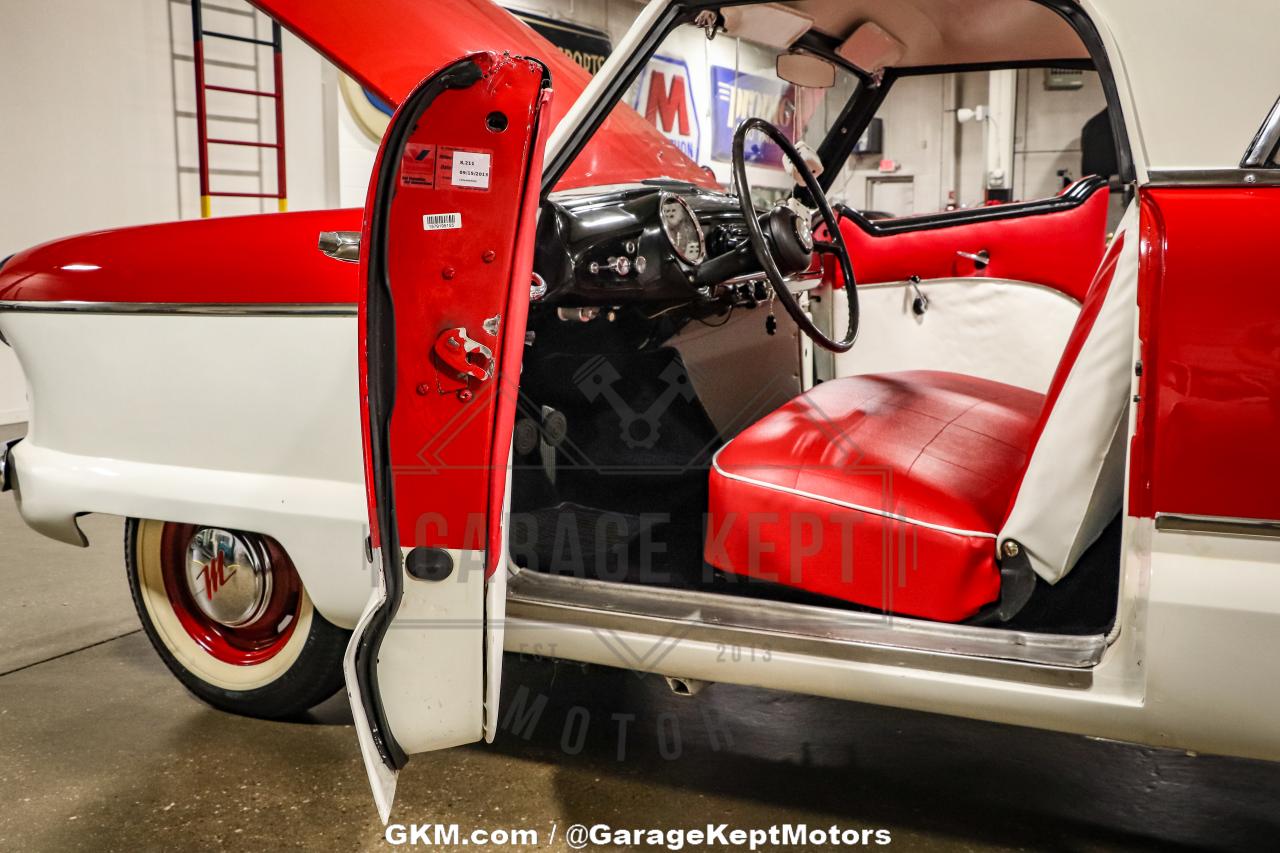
xmin=250 ymin=0 xmax=716 ymax=191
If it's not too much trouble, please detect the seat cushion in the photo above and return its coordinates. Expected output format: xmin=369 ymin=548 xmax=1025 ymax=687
xmin=705 ymin=371 xmax=1044 ymax=621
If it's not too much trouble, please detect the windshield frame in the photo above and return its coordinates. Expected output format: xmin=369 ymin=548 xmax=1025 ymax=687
xmin=538 ymin=0 xmax=870 ymax=198
xmin=540 ymin=0 xmax=1132 ymax=199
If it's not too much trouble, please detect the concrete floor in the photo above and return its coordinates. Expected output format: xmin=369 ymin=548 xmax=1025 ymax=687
xmin=2 ymin=424 xmax=1279 ymax=851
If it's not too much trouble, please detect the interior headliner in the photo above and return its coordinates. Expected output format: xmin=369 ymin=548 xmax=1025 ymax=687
xmin=783 ymin=0 xmax=1088 ymax=69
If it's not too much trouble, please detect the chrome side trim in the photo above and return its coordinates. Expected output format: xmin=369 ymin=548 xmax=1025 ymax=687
xmin=1242 ymin=95 xmax=1280 ymax=169
xmin=1155 ymin=512 xmax=1280 ymax=539
xmin=506 ymin=569 xmax=1103 ymax=686
xmin=0 ymin=301 xmax=357 ymax=317
xmin=1146 ymin=169 xmax=1280 ymax=188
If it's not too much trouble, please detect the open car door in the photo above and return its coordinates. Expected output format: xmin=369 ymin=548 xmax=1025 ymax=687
xmin=348 ymin=51 xmax=551 ymax=821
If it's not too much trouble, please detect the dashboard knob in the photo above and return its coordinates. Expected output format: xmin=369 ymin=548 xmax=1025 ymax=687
xmin=589 ymin=256 xmax=632 ymax=276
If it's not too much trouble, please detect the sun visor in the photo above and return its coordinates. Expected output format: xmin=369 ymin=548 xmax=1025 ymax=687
xmin=837 ymin=22 xmax=905 ymax=74
xmin=721 ymin=4 xmax=813 ymax=50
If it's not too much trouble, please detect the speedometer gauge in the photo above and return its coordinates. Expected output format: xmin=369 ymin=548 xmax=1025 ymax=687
xmin=659 ymin=193 xmax=707 ymax=265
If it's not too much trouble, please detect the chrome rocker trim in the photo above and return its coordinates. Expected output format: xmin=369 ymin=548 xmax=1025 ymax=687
xmin=0 ymin=301 xmax=358 ymax=317
xmin=506 ymin=569 xmax=1103 ymax=688
xmin=1155 ymin=512 xmax=1280 ymax=539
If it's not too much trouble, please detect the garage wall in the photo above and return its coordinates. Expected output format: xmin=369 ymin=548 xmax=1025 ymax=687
xmin=1013 ymin=68 xmax=1108 ymax=200
xmin=0 ymin=0 xmax=340 ymax=425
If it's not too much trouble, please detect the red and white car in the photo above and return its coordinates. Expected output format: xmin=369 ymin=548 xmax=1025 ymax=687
xmin=2 ymin=0 xmax=1279 ymax=819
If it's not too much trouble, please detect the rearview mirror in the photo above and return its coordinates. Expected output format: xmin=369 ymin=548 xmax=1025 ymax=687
xmin=776 ymin=52 xmax=836 ymax=88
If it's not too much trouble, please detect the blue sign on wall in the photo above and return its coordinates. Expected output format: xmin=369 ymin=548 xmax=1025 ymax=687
xmin=711 ymin=66 xmax=796 ymax=169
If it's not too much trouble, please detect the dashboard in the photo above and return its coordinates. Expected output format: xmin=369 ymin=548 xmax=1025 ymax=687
xmin=533 ymin=180 xmax=761 ymax=306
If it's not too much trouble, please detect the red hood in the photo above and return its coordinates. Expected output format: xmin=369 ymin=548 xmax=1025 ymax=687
xmin=250 ymin=0 xmax=716 ymax=191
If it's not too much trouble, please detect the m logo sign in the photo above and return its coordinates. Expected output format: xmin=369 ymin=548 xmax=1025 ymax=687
xmin=631 ymin=54 xmax=701 ymax=161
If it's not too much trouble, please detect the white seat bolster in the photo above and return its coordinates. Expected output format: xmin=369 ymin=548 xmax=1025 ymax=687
xmin=998 ymin=202 xmax=1139 ymax=584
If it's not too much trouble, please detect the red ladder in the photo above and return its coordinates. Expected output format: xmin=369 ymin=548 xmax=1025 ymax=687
xmin=190 ymin=0 xmax=287 ymax=217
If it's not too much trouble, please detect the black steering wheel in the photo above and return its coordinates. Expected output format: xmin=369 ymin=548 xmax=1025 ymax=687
xmin=732 ymin=117 xmax=859 ymax=353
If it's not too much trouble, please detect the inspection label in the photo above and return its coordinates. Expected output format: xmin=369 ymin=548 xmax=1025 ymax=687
xmin=439 ymin=147 xmax=492 ymax=190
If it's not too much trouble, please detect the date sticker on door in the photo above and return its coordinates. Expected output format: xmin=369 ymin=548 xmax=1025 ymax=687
xmin=400 ymin=143 xmax=436 ymax=188
xmin=423 ymin=213 xmax=462 ymax=231
xmin=438 ymin=147 xmax=492 ymax=190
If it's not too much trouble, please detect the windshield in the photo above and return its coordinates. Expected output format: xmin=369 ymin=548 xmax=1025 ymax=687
xmin=562 ymin=21 xmax=860 ymax=207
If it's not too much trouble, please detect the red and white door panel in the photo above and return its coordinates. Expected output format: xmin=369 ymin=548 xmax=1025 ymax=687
xmin=820 ymin=179 xmax=1111 ymax=393
xmin=348 ymin=51 xmax=551 ymax=821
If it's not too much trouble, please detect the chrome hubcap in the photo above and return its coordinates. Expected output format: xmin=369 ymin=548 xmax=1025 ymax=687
xmin=184 ymin=528 xmax=273 ymax=628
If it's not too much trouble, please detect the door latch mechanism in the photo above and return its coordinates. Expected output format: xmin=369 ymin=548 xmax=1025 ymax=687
xmin=432 ymin=327 xmax=494 ymax=400
xmin=908 ymin=275 xmax=929 ymax=317
xmin=956 ymin=248 xmax=990 ymax=270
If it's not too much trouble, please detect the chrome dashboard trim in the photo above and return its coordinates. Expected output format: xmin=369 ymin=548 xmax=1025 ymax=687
xmin=1146 ymin=169 xmax=1280 ymax=187
xmin=506 ymin=568 xmax=1103 ymax=687
xmin=1155 ymin=513 xmax=1280 ymax=539
xmin=0 ymin=301 xmax=358 ymax=317
xmin=717 ymin=269 xmax=824 ymax=292
xmin=1241 ymin=95 xmax=1280 ymax=169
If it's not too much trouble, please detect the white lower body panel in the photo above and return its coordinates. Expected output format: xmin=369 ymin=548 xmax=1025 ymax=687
xmin=0 ymin=310 xmax=370 ymax=627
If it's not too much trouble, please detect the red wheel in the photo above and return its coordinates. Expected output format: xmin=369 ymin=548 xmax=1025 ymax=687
xmin=126 ymin=519 xmax=348 ymax=717
xmin=158 ymin=522 xmax=302 ymax=667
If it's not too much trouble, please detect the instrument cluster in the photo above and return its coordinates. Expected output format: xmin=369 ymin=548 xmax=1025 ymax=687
xmin=532 ymin=181 xmax=750 ymax=306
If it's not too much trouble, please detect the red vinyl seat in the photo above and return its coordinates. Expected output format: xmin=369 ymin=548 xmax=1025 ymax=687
xmin=705 ymin=204 xmax=1140 ymax=622
xmin=705 ymin=371 xmax=1044 ymax=622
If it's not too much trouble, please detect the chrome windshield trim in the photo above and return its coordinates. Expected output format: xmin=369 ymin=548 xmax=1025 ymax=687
xmin=1146 ymin=168 xmax=1280 ymax=187
xmin=0 ymin=301 xmax=357 ymax=317
xmin=1241 ymin=95 xmax=1280 ymax=169
xmin=506 ymin=568 xmax=1105 ymax=686
xmin=1155 ymin=513 xmax=1280 ymax=539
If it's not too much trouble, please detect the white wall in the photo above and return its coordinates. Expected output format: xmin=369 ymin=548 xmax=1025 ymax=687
xmin=1014 ymin=68 xmax=1107 ymax=199
xmin=827 ymin=67 xmax=1106 ymax=218
xmin=828 ymin=74 xmax=949 ymax=215
xmin=0 ymin=0 xmax=339 ymax=424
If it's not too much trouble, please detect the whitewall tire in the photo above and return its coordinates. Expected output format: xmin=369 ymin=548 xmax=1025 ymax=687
xmin=125 ymin=518 xmax=348 ymax=718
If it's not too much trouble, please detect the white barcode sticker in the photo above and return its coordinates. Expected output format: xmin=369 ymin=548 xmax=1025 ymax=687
xmin=422 ymin=212 xmax=462 ymax=231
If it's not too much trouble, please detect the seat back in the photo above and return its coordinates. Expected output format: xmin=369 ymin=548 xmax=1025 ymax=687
xmin=998 ymin=202 xmax=1139 ymax=583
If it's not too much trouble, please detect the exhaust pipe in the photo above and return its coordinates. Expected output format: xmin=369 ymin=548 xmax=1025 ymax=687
xmin=664 ymin=676 xmax=709 ymax=697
